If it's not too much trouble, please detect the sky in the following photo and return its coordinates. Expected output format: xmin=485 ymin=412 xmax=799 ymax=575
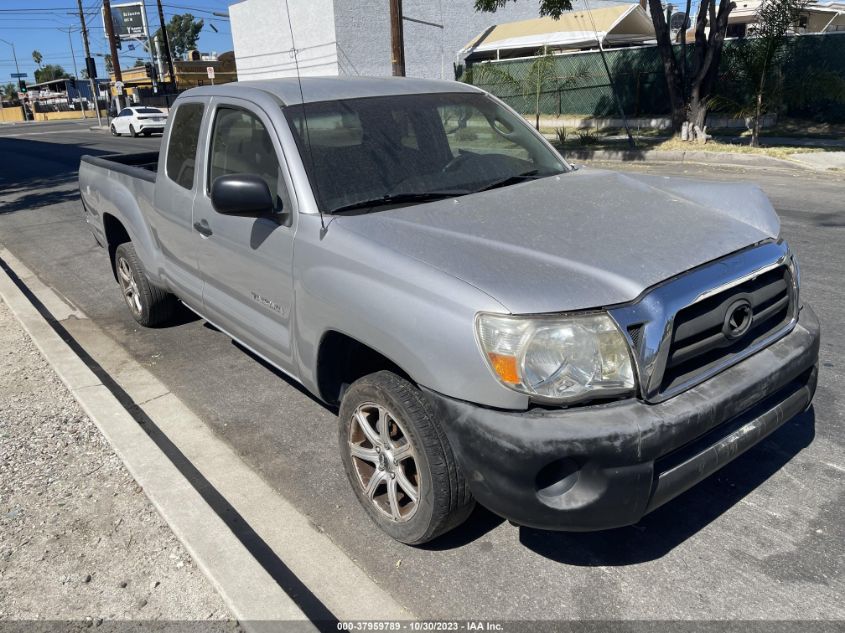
xmin=0 ymin=0 xmax=236 ymax=84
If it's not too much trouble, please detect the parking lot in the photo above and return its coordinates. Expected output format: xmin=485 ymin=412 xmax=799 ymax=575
xmin=0 ymin=119 xmax=843 ymax=622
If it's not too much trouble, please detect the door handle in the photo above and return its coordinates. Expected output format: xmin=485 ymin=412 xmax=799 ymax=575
xmin=193 ymin=220 xmax=213 ymax=237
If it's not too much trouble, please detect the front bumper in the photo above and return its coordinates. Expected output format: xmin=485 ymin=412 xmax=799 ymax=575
xmin=425 ymin=304 xmax=820 ymax=531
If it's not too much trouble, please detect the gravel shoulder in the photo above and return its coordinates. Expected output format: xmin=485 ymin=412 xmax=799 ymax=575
xmin=0 ymin=297 xmax=231 ymax=621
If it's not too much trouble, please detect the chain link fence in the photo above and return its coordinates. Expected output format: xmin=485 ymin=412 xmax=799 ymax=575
xmin=464 ymin=32 xmax=845 ymax=121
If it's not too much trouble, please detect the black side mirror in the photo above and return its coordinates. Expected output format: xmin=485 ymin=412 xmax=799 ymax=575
xmin=210 ymin=173 xmax=275 ymax=217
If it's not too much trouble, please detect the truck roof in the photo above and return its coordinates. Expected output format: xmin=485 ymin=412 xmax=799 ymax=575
xmin=179 ymin=76 xmax=484 ymax=106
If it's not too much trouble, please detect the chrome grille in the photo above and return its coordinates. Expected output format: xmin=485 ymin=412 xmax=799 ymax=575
xmin=609 ymin=241 xmax=799 ymax=404
xmin=660 ymin=266 xmax=793 ymax=393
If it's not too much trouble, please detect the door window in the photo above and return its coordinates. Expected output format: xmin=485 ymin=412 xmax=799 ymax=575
xmin=165 ymin=103 xmax=205 ymax=190
xmin=208 ymin=107 xmax=282 ymax=210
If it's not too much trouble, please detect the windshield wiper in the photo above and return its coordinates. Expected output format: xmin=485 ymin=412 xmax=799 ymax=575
xmin=474 ymin=170 xmax=545 ymax=193
xmin=330 ymin=191 xmax=468 ymax=214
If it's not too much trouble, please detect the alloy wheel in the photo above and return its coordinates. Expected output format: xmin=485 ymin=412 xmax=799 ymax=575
xmin=348 ymin=403 xmax=420 ymax=522
xmin=116 ymin=256 xmax=142 ymax=318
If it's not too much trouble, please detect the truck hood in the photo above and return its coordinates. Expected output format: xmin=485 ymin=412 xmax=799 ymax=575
xmin=337 ymin=168 xmax=780 ymax=314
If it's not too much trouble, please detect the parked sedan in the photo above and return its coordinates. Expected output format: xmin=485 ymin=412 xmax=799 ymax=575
xmin=110 ymin=107 xmax=168 ymax=137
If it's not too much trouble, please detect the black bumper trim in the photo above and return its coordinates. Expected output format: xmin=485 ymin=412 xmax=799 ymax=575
xmin=424 ymin=305 xmax=820 ymax=532
xmin=646 ymin=365 xmax=815 ymax=513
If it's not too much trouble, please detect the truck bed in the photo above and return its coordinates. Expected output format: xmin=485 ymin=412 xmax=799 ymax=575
xmin=81 ymin=152 xmax=159 ymax=183
xmin=78 ymin=152 xmax=160 ymax=251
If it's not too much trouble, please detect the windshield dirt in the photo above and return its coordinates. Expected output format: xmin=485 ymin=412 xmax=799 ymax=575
xmin=284 ymin=92 xmax=568 ymax=214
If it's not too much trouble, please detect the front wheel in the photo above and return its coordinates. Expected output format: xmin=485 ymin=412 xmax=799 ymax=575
xmin=339 ymin=371 xmax=474 ymax=545
xmin=114 ymin=242 xmax=176 ymax=327
xmin=110 ymin=124 xmax=119 ymax=136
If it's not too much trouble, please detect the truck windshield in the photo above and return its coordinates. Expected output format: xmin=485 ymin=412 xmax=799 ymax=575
xmin=284 ymin=92 xmax=568 ymax=214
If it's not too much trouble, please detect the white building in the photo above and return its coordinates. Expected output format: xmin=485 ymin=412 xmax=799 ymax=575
xmin=229 ymin=0 xmax=626 ymax=80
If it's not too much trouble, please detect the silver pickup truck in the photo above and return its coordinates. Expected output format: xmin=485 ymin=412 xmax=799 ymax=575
xmin=79 ymin=77 xmax=819 ymax=545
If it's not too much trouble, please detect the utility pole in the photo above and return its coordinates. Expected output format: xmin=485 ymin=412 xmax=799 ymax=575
xmin=389 ymin=0 xmax=405 ymax=77
xmin=139 ymin=1 xmax=158 ymax=94
xmin=0 ymin=38 xmax=22 ymax=117
xmin=61 ymin=28 xmax=87 ymax=120
xmin=102 ymin=0 xmax=123 ymax=110
xmin=155 ymin=0 xmax=176 ymax=88
xmin=75 ymin=0 xmax=101 ymax=125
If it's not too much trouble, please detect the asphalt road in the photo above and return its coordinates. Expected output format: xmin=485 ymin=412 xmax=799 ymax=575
xmin=1 ymin=119 xmax=843 ymax=621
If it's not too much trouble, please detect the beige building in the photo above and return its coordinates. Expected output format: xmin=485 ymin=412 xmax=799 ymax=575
xmin=461 ymin=4 xmax=656 ymax=62
xmin=683 ymin=0 xmax=845 ymax=39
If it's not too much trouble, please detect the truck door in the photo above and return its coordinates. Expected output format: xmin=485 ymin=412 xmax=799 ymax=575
xmin=152 ymin=99 xmax=206 ymax=309
xmin=192 ymin=98 xmax=297 ymax=374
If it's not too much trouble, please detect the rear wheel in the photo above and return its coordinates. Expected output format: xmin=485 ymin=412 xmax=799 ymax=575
xmin=339 ymin=371 xmax=474 ymax=545
xmin=129 ymin=124 xmax=138 ymax=138
xmin=114 ymin=242 xmax=176 ymax=327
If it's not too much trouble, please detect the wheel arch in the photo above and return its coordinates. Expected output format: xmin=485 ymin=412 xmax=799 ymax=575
xmin=102 ymin=212 xmax=132 ymax=281
xmin=316 ymin=330 xmax=414 ymax=406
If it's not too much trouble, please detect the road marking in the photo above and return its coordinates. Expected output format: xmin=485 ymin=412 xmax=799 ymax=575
xmin=0 ymin=129 xmax=110 ymax=138
xmin=0 ymin=247 xmax=412 ymax=622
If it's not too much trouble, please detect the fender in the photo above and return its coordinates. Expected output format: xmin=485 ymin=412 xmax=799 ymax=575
xmin=290 ymin=215 xmax=528 ymax=410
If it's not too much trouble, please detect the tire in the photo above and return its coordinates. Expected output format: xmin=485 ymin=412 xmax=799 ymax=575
xmin=339 ymin=371 xmax=474 ymax=545
xmin=110 ymin=124 xmax=119 ymax=136
xmin=130 ymin=124 xmax=138 ymax=138
xmin=114 ymin=242 xmax=176 ymax=327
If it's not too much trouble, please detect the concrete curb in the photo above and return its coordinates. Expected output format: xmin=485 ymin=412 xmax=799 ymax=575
xmin=0 ymin=249 xmax=317 ymax=632
xmin=563 ymin=147 xmax=814 ymax=170
xmin=0 ymin=247 xmax=413 ymax=623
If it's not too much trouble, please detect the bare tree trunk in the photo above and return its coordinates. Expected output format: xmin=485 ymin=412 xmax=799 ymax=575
xmin=647 ymin=0 xmax=687 ymax=132
xmin=751 ymin=47 xmax=771 ymax=148
xmin=688 ymin=91 xmax=710 ymax=143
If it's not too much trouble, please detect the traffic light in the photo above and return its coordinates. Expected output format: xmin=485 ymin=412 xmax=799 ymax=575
xmin=143 ymin=62 xmax=158 ymax=82
xmin=69 ymin=77 xmax=77 ymax=89
xmin=18 ymin=80 xmax=26 ymax=94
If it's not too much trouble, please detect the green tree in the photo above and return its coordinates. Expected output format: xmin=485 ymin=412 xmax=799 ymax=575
xmin=34 ymin=64 xmax=69 ymax=83
xmin=154 ymin=13 xmax=204 ymax=60
xmin=717 ymin=0 xmax=811 ymax=146
xmin=473 ymin=0 xmax=735 ymax=142
xmin=32 ymin=50 xmax=43 ymax=67
xmin=2 ymin=82 xmax=19 ymax=102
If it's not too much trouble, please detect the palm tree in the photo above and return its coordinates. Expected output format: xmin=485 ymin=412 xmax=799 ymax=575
xmin=32 ymin=50 xmax=43 ymax=67
xmin=2 ymin=82 xmax=18 ymax=102
xmin=467 ymin=52 xmax=590 ymax=130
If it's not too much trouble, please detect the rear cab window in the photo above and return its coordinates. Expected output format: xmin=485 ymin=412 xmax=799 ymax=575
xmin=165 ymin=103 xmax=205 ymax=190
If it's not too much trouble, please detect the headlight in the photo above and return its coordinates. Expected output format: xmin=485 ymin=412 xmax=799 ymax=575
xmin=475 ymin=312 xmax=636 ymax=404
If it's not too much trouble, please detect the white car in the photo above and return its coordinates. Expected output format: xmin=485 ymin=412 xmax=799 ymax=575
xmin=110 ymin=106 xmax=168 ymax=137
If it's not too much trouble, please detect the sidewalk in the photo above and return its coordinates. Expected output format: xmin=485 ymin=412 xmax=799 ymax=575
xmin=563 ymin=146 xmax=845 ymax=171
xmin=0 ymin=296 xmax=232 ymax=623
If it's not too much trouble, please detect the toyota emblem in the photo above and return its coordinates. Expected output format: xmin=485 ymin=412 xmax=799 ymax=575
xmin=723 ymin=298 xmax=754 ymax=340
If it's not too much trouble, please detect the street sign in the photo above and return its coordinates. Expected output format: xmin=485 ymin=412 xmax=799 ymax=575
xmin=115 ymin=80 xmax=124 ymax=95
xmin=206 ymin=67 xmax=215 ymax=80
xmin=11 ymin=73 xmax=27 ymax=78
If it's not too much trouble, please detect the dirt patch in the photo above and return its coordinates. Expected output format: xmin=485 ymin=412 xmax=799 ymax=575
xmin=0 ymin=297 xmax=232 ymax=622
